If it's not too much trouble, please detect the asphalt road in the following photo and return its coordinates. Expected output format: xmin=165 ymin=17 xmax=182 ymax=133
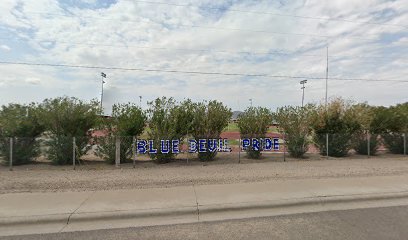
xmin=2 ymin=205 xmax=408 ymax=240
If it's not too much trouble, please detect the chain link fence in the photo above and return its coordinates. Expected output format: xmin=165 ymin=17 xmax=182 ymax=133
xmin=0 ymin=133 xmax=406 ymax=170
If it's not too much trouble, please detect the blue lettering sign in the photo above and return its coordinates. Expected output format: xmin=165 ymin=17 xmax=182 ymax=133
xmin=148 ymin=140 xmax=157 ymax=154
xmin=172 ymin=140 xmax=180 ymax=154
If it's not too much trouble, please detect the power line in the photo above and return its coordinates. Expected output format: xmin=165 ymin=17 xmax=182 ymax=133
xmin=23 ymin=11 xmax=381 ymax=42
xmin=0 ymin=60 xmax=406 ymax=83
xmin=1 ymin=36 xmax=405 ymax=61
xmin=0 ymin=36 xmax=323 ymax=58
xmin=122 ymin=0 xmax=408 ymax=29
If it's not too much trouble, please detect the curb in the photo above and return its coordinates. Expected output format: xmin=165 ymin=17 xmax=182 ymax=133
xmin=198 ymin=191 xmax=408 ymax=214
xmin=2 ymin=191 xmax=408 ymax=228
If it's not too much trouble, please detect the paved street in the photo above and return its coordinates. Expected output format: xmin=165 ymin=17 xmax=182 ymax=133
xmin=2 ymin=205 xmax=408 ymax=240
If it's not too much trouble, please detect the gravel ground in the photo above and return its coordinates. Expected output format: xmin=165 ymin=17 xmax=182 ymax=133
xmin=0 ymin=153 xmax=407 ymax=194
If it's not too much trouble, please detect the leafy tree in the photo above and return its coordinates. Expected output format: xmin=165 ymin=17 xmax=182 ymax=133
xmin=191 ymin=100 xmax=232 ymax=161
xmin=96 ymin=103 xmax=146 ymax=164
xmin=0 ymin=103 xmax=44 ymax=165
xmin=274 ymin=105 xmax=313 ymax=158
xmin=147 ymin=97 xmax=194 ymax=163
xmin=38 ymin=97 xmax=100 ymax=165
xmin=237 ymin=107 xmax=272 ymax=159
xmin=311 ymin=98 xmax=361 ymax=157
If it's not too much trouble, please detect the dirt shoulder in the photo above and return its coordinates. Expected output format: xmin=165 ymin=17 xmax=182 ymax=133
xmin=0 ymin=153 xmax=407 ymax=194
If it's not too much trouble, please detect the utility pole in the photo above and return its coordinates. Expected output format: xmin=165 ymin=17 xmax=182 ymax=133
xmin=100 ymin=72 xmax=106 ymax=113
xmin=300 ymin=79 xmax=307 ymax=107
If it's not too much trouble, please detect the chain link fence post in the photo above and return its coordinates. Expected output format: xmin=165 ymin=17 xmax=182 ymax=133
xmin=186 ymin=131 xmax=189 ymax=164
xmin=9 ymin=137 xmax=13 ymax=171
xmin=133 ymin=136 xmax=136 ymax=168
xmin=283 ymin=133 xmax=286 ymax=162
xmin=367 ymin=131 xmax=370 ymax=158
xmin=72 ymin=137 xmax=76 ymax=170
xmin=238 ymin=138 xmax=241 ymax=164
xmin=404 ymin=133 xmax=407 ymax=156
xmin=115 ymin=136 xmax=121 ymax=168
xmin=326 ymin=133 xmax=329 ymax=159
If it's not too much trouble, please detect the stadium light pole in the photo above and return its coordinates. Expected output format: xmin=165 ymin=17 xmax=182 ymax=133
xmin=300 ymin=79 xmax=307 ymax=107
xmin=249 ymin=98 xmax=253 ymax=107
xmin=100 ymin=72 xmax=106 ymax=113
xmin=139 ymin=96 xmax=142 ymax=108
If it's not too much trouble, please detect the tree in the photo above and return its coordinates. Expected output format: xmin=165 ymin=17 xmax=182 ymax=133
xmin=311 ymin=98 xmax=361 ymax=157
xmin=38 ymin=97 xmax=100 ymax=165
xmin=274 ymin=105 xmax=313 ymax=158
xmin=96 ymin=103 xmax=146 ymax=164
xmin=0 ymin=103 xmax=44 ymax=165
xmin=238 ymin=107 xmax=272 ymax=159
xmin=147 ymin=97 xmax=194 ymax=163
xmin=191 ymin=100 xmax=232 ymax=161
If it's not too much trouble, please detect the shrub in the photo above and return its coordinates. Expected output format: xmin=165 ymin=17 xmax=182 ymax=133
xmin=147 ymin=97 xmax=193 ymax=163
xmin=382 ymin=133 xmax=405 ymax=154
xmin=191 ymin=100 xmax=232 ymax=161
xmin=38 ymin=97 xmax=100 ymax=165
xmin=96 ymin=136 xmax=134 ymax=164
xmin=371 ymin=103 xmax=407 ymax=154
xmin=274 ymin=105 xmax=313 ymax=158
xmin=311 ymin=98 xmax=360 ymax=157
xmin=352 ymin=133 xmax=379 ymax=155
xmin=238 ymin=107 xmax=272 ymax=159
xmin=0 ymin=103 xmax=44 ymax=165
xmin=349 ymin=103 xmax=379 ymax=155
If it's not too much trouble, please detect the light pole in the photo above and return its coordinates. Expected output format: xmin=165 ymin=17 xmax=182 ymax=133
xmin=100 ymin=72 xmax=106 ymax=113
xmin=249 ymin=98 xmax=253 ymax=107
xmin=300 ymin=79 xmax=307 ymax=107
xmin=139 ymin=96 xmax=142 ymax=108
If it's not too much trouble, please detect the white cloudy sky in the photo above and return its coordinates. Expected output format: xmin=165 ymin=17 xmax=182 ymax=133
xmin=0 ymin=0 xmax=407 ymax=113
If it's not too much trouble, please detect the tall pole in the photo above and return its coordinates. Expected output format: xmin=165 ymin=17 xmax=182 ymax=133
xmin=325 ymin=46 xmax=329 ymax=159
xmin=139 ymin=96 xmax=142 ymax=108
xmin=325 ymin=46 xmax=329 ymax=107
xmin=249 ymin=98 xmax=253 ymax=107
xmin=100 ymin=72 xmax=106 ymax=113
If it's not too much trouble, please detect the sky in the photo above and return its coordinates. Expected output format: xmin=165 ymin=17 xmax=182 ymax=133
xmin=0 ymin=0 xmax=407 ymax=114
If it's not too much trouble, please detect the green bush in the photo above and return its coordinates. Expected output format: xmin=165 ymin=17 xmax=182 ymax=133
xmin=352 ymin=133 xmax=380 ymax=155
xmin=96 ymin=136 xmax=134 ymax=164
xmin=147 ymin=97 xmax=193 ymax=163
xmin=191 ymin=100 xmax=232 ymax=161
xmin=382 ymin=133 xmax=405 ymax=154
xmin=0 ymin=103 xmax=44 ymax=165
xmin=372 ymin=103 xmax=407 ymax=154
xmin=38 ymin=97 xmax=100 ymax=165
xmin=349 ymin=103 xmax=380 ymax=155
xmin=274 ymin=105 xmax=313 ymax=158
xmin=44 ymin=135 xmax=91 ymax=165
xmin=311 ymin=98 xmax=360 ymax=157
xmin=238 ymin=107 xmax=272 ymax=159
xmin=95 ymin=103 xmax=146 ymax=164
